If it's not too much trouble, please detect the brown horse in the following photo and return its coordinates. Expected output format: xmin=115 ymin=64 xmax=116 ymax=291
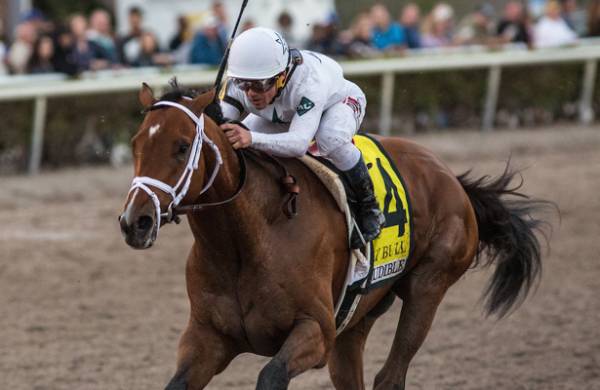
xmin=119 ymin=84 xmax=549 ymax=390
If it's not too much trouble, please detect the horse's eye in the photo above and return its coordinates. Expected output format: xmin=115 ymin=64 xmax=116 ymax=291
xmin=175 ymin=141 xmax=190 ymax=161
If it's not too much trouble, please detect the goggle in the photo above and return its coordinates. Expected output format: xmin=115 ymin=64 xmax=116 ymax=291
xmin=232 ymin=76 xmax=278 ymax=93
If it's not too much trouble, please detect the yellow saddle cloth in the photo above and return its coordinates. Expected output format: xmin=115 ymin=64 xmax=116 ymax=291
xmin=353 ymin=134 xmax=413 ymax=288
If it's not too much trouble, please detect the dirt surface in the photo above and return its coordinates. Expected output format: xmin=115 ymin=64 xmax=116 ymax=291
xmin=1 ymin=126 xmax=599 ymax=390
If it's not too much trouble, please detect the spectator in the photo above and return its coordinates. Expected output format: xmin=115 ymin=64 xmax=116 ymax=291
xmin=27 ymin=34 xmax=56 ymax=73
xmin=51 ymin=26 xmax=78 ymax=75
xmin=21 ymin=8 xmax=54 ymax=36
xmin=169 ymin=15 xmax=193 ymax=65
xmin=0 ymin=20 xmax=7 ymax=75
xmin=370 ymin=3 xmax=406 ymax=51
xmin=561 ymin=0 xmax=587 ymax=36
xmin=118 ymin=6 xmax=145 ymax=66
xmin=169 ymin=15 xmax=192 ymax=51
xmin=342 ymin=12 xmax=379 ymax=58
xmin=588 ymin=0 xmax=600 ymax=36
xmin=69 ymin=14 xmax=110 ymax=72
xmin=454 ymin=4 xmax=496 ymax=46
xmin=421 ymin=3 xmax=455 ymax=48
xmin=131 ymin=31 xmax=171 ymax=67
xmin=277 ymin=11 xmax=301 ymax=48
xmin=306 ymin=19 xmax=342 ymax=56
xmin=497 ymin=1 xmax=531 ymax=45
xmin=534 ymin=0 xmax=578 ymax=47
xmin=307 ymin=24 xmax=328 ymax=52
xmin=212 ymin=1 xmax=229 ymax=42
xmin=189 ymin=16 xmax=226 ymax=65
xmin=400 ymin=3 xmax=422 ymax=49
xmin=87 ymin=9 xmax=119 ymax=64
xmin=7 ymin=21 xmax=37 ymax=74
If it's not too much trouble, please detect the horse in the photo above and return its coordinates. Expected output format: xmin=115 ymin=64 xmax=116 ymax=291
xmin=119 ymin=83 xmax=550 ymax=390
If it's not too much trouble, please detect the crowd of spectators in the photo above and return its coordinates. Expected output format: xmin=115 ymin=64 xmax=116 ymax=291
xmin=2 ymin=0 xmax=600 ymax=76
xmin=0 ymin=4 xmax=226 ymax=76
xmin=316 ymin=0 xmax=600 ymax=58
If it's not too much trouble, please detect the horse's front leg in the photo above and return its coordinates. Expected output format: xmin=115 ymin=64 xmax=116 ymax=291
xmin=256 ymin=317 xmax=335 ymax=390
xmin=165 ymin=320 xmax=237 ymax=390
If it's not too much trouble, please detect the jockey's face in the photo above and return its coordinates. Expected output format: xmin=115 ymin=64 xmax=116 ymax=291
xmin=245 ymin=84 xmax=277 ymax=109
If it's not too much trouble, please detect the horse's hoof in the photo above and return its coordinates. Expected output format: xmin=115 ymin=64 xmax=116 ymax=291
xmin=165 ymin=371 xmax=187 ymax=390
xmin=256 ymin=357 xmax=289 ymax=390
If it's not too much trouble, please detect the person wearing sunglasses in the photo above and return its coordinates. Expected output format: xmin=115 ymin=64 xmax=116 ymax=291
xmin=220 ymin=27 xmax=384 ymax=249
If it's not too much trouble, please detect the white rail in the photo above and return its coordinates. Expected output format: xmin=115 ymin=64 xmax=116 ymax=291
xmin=0 ymin=43 xmax=598 ymax=174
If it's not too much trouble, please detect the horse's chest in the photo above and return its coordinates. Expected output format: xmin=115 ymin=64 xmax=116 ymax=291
xmin=239 ymin=282 xmax=296 ymax=353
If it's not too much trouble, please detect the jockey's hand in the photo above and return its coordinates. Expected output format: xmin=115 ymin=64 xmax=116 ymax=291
xmin=221 ymin=122 xmax=252 ymax=149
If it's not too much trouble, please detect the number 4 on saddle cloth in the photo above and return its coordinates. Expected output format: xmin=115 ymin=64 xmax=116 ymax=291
xmin=302 ymin=134 xmax=414 ymax=334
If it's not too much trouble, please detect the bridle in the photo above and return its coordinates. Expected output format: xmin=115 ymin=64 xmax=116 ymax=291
xmin=127 ymin=99 xmax=246 ymax=237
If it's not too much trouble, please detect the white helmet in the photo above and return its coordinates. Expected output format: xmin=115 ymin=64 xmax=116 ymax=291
xmin=227 ymin=27 xmax=290 ymax=80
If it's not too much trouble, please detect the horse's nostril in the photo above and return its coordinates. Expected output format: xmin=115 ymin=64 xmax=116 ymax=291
xmin=119 ymin=214 xmax=129 ymax=234
xmin=137 ymin=215 xmax=154 ymax=231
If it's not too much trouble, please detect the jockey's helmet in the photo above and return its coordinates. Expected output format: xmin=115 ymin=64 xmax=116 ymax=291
xmin=227 ymin=27 xmax=290 ymax=81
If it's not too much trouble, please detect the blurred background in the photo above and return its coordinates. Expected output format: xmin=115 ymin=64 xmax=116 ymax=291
xmin=1 ymin=1 xmax=599 ymax=390
xmin=0 ymin=0 xmax=599 ymax=173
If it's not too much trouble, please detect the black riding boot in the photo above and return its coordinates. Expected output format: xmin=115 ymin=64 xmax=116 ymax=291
xmin=344 ymin=156 xmax=385 ymax=249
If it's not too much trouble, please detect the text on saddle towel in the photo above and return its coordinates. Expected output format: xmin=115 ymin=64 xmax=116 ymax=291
xmin=353 ymin=135 xmax=412 ymax=286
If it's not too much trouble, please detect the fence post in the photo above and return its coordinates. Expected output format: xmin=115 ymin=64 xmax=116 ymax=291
xmin=482 ymin=65 xmax=502 ymax=132
xmin=579 ymin=59 xmax=597 ymax=125
xmin=28 ymin=96 xmax=48 ymax=175
xmin=379 ymin=71 xmax=395 ymax=136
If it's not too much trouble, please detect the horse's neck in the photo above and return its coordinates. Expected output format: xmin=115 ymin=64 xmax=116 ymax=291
xmin=187 ymin=124 xmax=280 ymax=266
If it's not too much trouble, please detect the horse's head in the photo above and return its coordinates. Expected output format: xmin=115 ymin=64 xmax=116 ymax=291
xmin=119 ymin=82 xmax=218 ymax=249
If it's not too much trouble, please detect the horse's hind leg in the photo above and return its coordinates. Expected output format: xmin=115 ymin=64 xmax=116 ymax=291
xmin=374 ymin=219 xmax=475 ymax=390
xmin=328 ymin=315 xmax=377 ymax=390
xmin=328 ymin=291 xmax=395 ymax=390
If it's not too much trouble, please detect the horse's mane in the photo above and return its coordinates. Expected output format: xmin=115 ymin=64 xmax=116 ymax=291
xmin=159 ymin=78 xmax=200 ymax=102
xmin=143 ymin=78 xmax=210 ymax=113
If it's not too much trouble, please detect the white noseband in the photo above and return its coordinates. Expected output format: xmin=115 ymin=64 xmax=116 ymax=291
xmin=127 ymin=100 xmax=223 ymax=237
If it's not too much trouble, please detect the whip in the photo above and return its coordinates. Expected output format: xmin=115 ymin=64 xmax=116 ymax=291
xmin=212 ymin=0 xmax=249 ymax=104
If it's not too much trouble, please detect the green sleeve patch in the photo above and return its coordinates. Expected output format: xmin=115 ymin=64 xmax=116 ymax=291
xmin=296 ymin=96 xmax=315 ymax=116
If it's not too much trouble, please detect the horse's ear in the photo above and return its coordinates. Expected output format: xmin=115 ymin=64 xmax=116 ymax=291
xmin=139 ymin=83 xmax=156 ymax=108
xmin=191 ymin=88 xmax=216 ymax=113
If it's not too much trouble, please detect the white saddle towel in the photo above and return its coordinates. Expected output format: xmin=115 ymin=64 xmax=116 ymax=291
xmin=299 ymin=156 xmax=371 ymax=334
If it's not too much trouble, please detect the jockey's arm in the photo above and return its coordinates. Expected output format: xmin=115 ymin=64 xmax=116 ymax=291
xmin=250 ymin=100 xmax=323 ymax=158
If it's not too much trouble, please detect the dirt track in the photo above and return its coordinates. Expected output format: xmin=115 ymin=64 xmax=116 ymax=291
xmin=1 ymin=127 xmax=599 ymax=390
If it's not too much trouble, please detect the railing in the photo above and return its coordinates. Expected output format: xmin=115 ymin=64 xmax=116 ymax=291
xmin=0 ymin=41 xmax=599 ymax=174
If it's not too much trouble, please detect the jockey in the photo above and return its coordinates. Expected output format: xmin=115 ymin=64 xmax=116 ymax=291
xmin=219 ymin=27 xmax=384 ymax=248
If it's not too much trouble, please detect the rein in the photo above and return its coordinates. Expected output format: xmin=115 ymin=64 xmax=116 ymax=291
xmin=173 ymin=148 xmax=247 ymax=216
xmin=128 ymin=99 xmax=300 ymax=237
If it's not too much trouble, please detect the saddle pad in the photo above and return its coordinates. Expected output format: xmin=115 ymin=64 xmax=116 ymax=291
xmin=353 ymin=134 xmax=413 ymax=289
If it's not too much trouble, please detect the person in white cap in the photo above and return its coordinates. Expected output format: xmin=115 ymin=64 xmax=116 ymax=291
xmin=219 ymin=27 xmax=384 ymax=248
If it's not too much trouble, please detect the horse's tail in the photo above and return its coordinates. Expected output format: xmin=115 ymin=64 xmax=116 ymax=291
xmin=457 ymin=164 xmax=553 ymax=318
